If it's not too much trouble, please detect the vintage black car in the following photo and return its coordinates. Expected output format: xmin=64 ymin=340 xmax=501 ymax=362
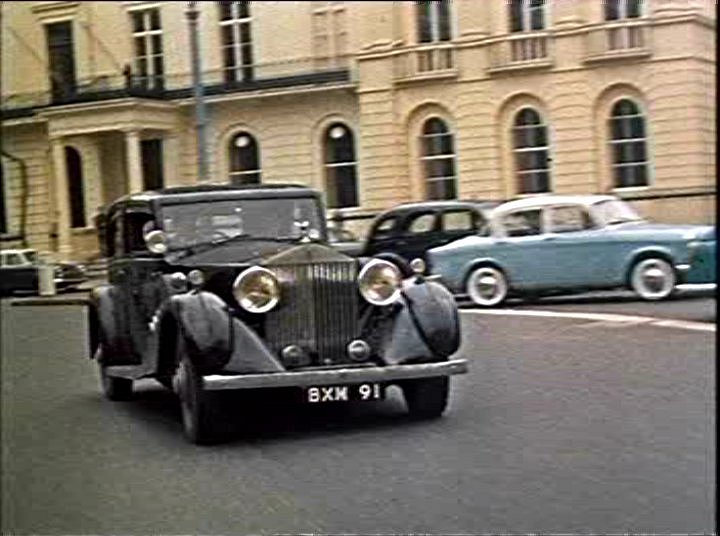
xmin=362 ymin=200 xmax=500 ymax=263
xmin=89 ymin=184 xmax=467 ymax=443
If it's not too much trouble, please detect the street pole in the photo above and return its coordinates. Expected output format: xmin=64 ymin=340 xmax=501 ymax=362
xmin=185 ymin=1 xmax=209 ymax=182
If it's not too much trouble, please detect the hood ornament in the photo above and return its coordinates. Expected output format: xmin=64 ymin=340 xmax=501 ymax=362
xmin=294 ymin=220 xmax=312 ymax=243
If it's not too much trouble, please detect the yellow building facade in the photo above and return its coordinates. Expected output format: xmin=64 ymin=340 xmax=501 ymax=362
xmin=1 ymin=1 xmax=716 ymax=261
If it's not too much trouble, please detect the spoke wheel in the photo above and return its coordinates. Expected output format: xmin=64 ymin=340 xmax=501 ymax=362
xmin=402 ymin=377 xmax=450 ymax=419
xmin=173 ymin=347 xmax=218 ymax=444
xmin=630 ymin=258 xmax=676 ymax=301
xmin=466 ymin=266 xmax=508 ymax=307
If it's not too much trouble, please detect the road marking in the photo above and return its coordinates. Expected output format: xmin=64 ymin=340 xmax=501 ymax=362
xmin=460 ymin=308 xmax=716 ymax=333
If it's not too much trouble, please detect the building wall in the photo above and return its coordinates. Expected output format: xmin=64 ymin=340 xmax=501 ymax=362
xmin=0 ymin=1 xmax=716 ymax=261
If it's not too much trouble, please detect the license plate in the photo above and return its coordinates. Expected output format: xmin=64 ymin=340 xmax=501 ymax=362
xmin=305 ymin=383 xmax=384 ymax=403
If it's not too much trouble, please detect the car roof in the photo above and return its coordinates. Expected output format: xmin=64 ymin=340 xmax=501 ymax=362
xmin=0 ymin=248 xmax=36 ymax=254
xmin=494 ymin=194 xmax=617 ymax=214
xmin=382 ymin=199 xmax=501 ymax=215
xmin=106 ymin=183 xmax=320 ymax=211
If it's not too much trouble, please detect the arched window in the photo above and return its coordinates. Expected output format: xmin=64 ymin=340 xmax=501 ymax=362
xmin=420 ymin=118 xmax=457 ymax=200
xmin=512 ymin=107 xmax=551 ymax=194
xmin=509 ymin=0 xmax=546 ymax=32
xmin=324 ymin=123 xmax=358 ymax=208
xmin=609 ymin=99 xmax=648 ymax=188
xmin=228 ymin=131 xmax=261 ymax=184
xmin=65 ymin=146 xmax=86 ymax=228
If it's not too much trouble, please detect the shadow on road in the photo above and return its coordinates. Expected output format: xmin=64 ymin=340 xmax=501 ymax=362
xmin=114 ymin=383 xmax=427 ymax=446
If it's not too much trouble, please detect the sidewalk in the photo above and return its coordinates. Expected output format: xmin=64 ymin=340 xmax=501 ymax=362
xmin=4 ymin=276 xmax=105 ymax=306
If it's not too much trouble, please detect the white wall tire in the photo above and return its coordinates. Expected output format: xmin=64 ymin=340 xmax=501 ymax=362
xmin=630 ymin=258 xmax=676 ymax=301
xmin=466 ymin=266 xmax=508 ymax=307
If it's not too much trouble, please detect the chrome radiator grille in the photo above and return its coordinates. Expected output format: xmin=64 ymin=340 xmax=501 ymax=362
xmin=265 ymin=259 xmax=359 ymax=366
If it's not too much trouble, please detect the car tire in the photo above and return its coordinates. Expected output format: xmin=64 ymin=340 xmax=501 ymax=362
xmin=629 ymin=257 xmax=676 ymax=301
xmin=402 ymin=377 xmax=449 ymax=419
xmin=99 ymin=358 xmax=133 ymax=401
xmin=465 ymin=265 xmax=509 ymax=307
xmin=173 ymin=345 xmax=219 ymax=445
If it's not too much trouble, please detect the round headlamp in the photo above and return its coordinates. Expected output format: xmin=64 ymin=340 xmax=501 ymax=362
xmin=232 ymin=266 xmax=280 ymax=313
xmin=358 ymin=259 xmax=402 ymax=306
xmin=144 ymin=230 xmax=168 ymax=254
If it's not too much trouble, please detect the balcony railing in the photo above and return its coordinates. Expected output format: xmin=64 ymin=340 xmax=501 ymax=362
xmin=488 ymin=32 xmax=552 ymax=72
xmin=583 ymin=21 xmax=651 ymax=62
xmin=394 ymin=44 xmax=456 ymax=81
xmin=1 ymin=55 xmax=353 ymax=118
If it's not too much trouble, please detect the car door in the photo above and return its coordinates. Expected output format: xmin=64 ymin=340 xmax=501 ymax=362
xmin=492 ymin=208 xmax=559 ymax=289
xmin=439 ymin=208 xmax=481 ymax=248
xmin=545 ymin=204 xmax=602 ymax=286
xmin=1 ymin=252 xmax=38 ymax=293
xmin=364 ymin=214 xmax=400 ymax=257
xmin=399 ymin=210 xmax=441 ymax=261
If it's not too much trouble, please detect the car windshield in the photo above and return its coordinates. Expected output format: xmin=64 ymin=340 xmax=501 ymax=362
xmin=159 ymin=197 xmax=323 ymax=251
xmin=592 ymin=199 xmax=645 ymax=226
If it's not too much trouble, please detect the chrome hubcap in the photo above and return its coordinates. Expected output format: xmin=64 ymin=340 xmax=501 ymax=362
xmin=477 ymin=275 xmax=499 ymax=299
xmin=633 ymin=259 xmax=674 ymax=299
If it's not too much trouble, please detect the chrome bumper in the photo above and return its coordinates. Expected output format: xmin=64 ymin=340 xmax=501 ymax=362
xmin=202 ymin=359 xmax=468 ymax=391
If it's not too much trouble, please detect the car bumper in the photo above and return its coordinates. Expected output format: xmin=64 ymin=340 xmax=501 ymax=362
xmin=202 ymin=359 xmax=468 ymax=391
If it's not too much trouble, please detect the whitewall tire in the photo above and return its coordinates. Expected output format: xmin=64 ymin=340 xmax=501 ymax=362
xmin=629 ymin=258 xmax=676 ymax=301
xmin=466 ymin=266 xmax=509 ymax=307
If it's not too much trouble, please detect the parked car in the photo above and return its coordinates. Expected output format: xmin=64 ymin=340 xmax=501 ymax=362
xmin=0 ymin=248 xmax=87 ymax=296
xmin=428 ymin=195 xmax=716 ymax=307
xmin=362 ymin=200 xmax=500 ymax=263
xmin=89 ymin=184 xmax=467 ymax=444
xmin=327 ymin=225 xmax=364 ymax=257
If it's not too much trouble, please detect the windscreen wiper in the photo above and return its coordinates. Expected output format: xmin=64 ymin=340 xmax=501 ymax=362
xmin=167 ymin=234 xmax=299 ymax=261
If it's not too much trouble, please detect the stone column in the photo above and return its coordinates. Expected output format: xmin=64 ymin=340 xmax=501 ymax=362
xmin=124 ymin=129 xmax=144 ymax=193
xmin=50 ymin=137 xmax=72 ymax=260
xmin=162 ymin=134 xmax=179 ymax=186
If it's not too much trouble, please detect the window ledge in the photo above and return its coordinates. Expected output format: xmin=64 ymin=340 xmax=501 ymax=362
xmin=487 ymin=59 xmax=554 ymax=75
xmin=583 ymin=49 xmax=651 ymax=64
xmin=0 ymin=233 xmax=23 ymax=242
xmin=394 ymin=70 xmax=458 ymax=85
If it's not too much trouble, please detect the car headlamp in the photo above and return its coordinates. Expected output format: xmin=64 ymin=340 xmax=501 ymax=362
xmin=358 ymin=259 xmax=402 ymax=306
xmin=144 ymin=230 xmax=168 ymax=254
xmin=232 ymin=266 xmax=280 ymax=313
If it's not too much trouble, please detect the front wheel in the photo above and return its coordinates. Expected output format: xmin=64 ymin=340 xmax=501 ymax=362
xmin=402 ymin=377 xmax=449 ymax=419
xmin=466 ymin=266 xmax=509 ymax=307
xmin=173 ymin=352 xmax=218 ymax=444
xmin=629 ymin=258 xmax=676 ymax=301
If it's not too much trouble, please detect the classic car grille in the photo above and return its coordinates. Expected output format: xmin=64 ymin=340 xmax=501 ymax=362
xmin=265 ymin=259 xmax=359 ymax=367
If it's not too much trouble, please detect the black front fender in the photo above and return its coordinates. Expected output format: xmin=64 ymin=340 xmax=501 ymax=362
xmin=89 ymin=285 xmax=127 ymax=364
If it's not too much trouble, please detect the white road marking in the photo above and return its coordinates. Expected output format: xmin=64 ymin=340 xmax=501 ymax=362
xmin=460 ymin=308 xmax=716 ymax=333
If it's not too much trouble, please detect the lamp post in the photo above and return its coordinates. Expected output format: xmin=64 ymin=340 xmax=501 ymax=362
xmin=185 ymin=1 xmax=209 ymax=182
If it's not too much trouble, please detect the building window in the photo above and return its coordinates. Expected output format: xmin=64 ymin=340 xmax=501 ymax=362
xmin=416 ymin=1 xmax=452 ymax=43
xmin=312 ymin=2 xmax=347 ymax=68
xmin=219 ymin=1 xmax=254 ymax=83
xmin=609 ymin=99 xmax=649 ymax=188
xmin=509 ymin=0 xmax=546 ymax=32
xmin=45 ymin=21 xmax=77 ymax=102
xmin=229 ymin=132 xmax=261 ymax=185
xmin=324 ymin=123 xmax=358 ymax=208
xmin=420 ymin=118 xmax=457 ymax=200
xmin=141 ymin=139 xmax=164 ymax=191
xmin=512 ymin=108 xmax=551 ymax=194
xmin=605 ymin=0 xmax=643 ymax=21
xmin=131 ymin=8 xmax=164 ymax=90
xmin=65 ymin=147 xmax=86 ymax=228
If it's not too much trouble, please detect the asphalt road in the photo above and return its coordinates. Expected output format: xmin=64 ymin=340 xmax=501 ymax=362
xmin=1 ymin=297 xmax=715 ymax=534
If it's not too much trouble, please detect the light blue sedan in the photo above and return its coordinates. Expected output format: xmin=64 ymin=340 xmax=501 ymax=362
xmin=427 ymin=195 xmax=716 ymax=306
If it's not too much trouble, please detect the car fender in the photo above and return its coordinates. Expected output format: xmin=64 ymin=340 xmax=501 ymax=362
xmin=89 ymin=284 xmax=125 ymax=363
xmin=382 ymin=279 xmax=460 ymax=364
xmin=158 ymin=290 xmax=285 ymax=375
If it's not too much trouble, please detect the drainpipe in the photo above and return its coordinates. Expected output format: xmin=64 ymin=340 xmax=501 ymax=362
xmin=1 ymin=150 xmax=30 ymax=248
xmin=186 ymin=1 xmax=209 ymax=182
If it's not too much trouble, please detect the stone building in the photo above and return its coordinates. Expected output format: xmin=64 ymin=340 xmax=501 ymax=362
xmin=1 ymin=1 xmax=715 ymax=261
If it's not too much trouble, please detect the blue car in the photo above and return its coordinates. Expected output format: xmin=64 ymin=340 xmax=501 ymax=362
xmin=428 ymin=195 xmax=716 ymax=306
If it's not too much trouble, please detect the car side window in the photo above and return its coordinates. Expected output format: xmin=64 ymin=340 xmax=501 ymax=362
xmin=406 ymin=212 xmax=437 ymax=234
xmin=502 ymin=210 xmax=543 ymax=237
xmin=442 ymin=210 xmax=475 ymax=231
xmin=549 ymin=205 xmax=594 ymax=233
xmin=371 ymin=216 xmax=397 ymax=239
